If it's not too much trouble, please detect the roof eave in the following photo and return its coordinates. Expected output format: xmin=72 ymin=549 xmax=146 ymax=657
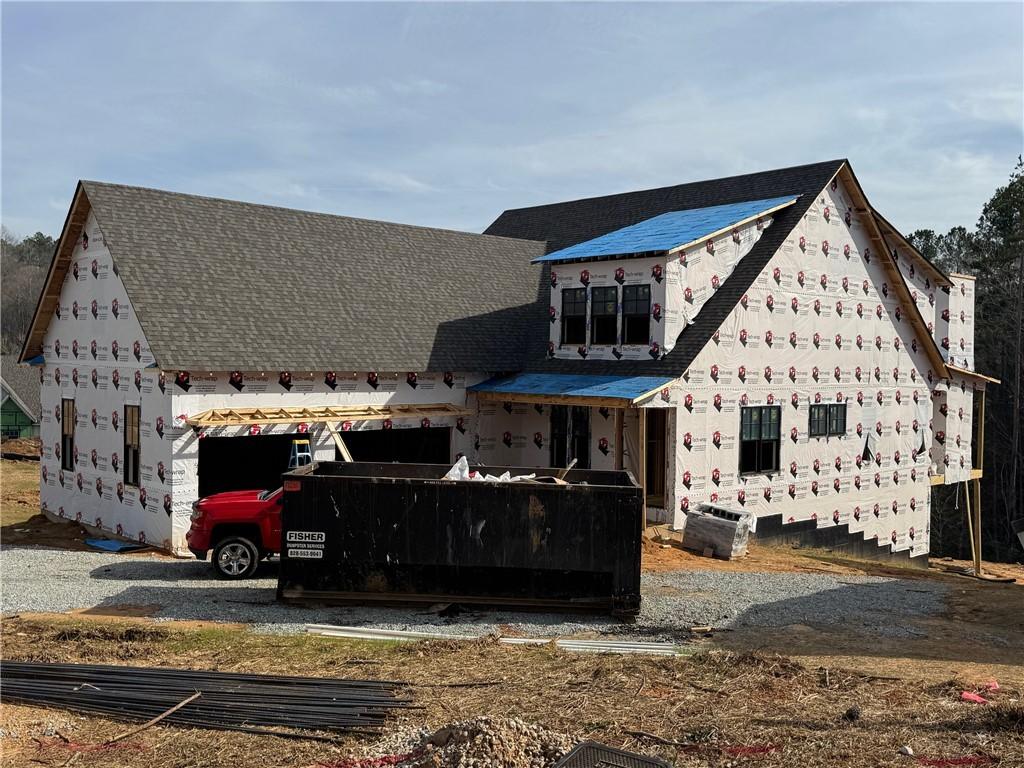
xmin=18 ymin=182 xmax=89 ymax=364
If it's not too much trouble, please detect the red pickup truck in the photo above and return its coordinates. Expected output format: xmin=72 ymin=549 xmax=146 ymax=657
xmin=186 ymin=488 xmax=282 ymax=579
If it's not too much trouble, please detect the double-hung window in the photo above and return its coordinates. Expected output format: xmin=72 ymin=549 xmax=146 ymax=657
xmin=590 ymin=286 xmax=618 ymax=345
xmin=622 ymin=285 xmax=651 ymax=345
xmin=809 ymin=403 xmax=847 ymax=437
xmin=60 ymin=399 xmax=75 ymax=472
xmin=560 ymin=288 xmax=587 ymax=346
xmin=124 ymin=405 xmax=141 ymax=487
xmin=740 ymin=405 xmax=781 ymax=474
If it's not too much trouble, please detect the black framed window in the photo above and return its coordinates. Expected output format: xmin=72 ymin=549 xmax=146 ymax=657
xmin=622 ymin=285 xmax=650 ymax=345
xmin=124 ymin=405 xmax=141 ymax=487
xmin=60 ymin=399 xmax=75 ymax=472
xmin=740 ymin=405 xmax=781 ymax=474
xmin=560 ymin=288 xmax=587 ymax=346
xmin=810 ymin=403 xmax=846 ymax=437
xmin=828 ymin=403 xmax=847 ymax=436
xmin=590 ymin=286 xmax=618 ymax=345
xmin=809 ymin=404 xmax=828 ymax=437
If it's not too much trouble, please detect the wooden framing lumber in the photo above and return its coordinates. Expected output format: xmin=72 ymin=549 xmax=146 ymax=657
xmin=972 ymin=478 xmax=983 ymax=576
xmin=872 ymin=212 xmax=953 ymax=289
xmin=639 ymin=409 xmax=648 ymax=522
xmin=186 ymin=402 xmax=470 ymax=428
xmin=474 ymin=391 xmax=635 ymax=408
xmin=946 ymin=365 xmax=1001 ymax=386
xmin=324 ymin=423 xmax=354 ymax=461
xmin=614 ymin=408 xmax=625 ymax=471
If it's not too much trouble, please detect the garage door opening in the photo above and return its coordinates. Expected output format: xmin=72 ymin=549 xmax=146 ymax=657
xmin=335 ymin=426 xmax=451 ymax=464
xmin=198 ymin=434 xmax=298 ymax=497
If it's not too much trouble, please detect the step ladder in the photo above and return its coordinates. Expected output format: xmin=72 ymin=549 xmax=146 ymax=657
xmin=289 ymin=438 xmax=313 ymax=468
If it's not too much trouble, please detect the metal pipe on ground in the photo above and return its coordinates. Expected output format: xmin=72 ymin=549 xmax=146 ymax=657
xmin=0 ymin=661 xmax=409 ymax=738
xmin=304 ymin=624 xmax=684 ymax=656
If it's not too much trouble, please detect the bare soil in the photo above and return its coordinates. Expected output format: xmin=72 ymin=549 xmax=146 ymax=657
xmin=1 ymin=616 xmax=1022 ymax=768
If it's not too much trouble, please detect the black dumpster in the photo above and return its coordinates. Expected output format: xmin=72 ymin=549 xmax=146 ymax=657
xmin=276 ymin=461 xmax=642 ymax=617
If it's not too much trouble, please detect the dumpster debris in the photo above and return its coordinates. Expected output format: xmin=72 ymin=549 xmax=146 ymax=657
xmin=443 ymin=456 xmax=537 ymax=483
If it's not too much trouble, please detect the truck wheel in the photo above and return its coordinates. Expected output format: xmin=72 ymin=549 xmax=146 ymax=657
xmin=212 ymin=536 xmax=260 ymax=579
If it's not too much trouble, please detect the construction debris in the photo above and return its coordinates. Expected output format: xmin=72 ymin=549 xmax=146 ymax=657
xmin=305 ymin=624 xmax=684 ymax=656
xmin=682 ymin=504 xmax=753 ymax=560
xmin=0 ymin=661 xmax=409 ymax=738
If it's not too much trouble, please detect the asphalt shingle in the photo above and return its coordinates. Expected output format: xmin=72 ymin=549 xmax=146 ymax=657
xmin=1 ymin=354 xmax=41 ymax=419
xmin=81 ymin=182 xmax=547 ymax=373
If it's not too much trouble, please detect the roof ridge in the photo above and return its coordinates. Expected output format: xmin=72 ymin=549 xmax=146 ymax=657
xmin=496 ymin=159 xmax=847 ymax=215
xmin=80 ymin=180 xmax=547 ymax=247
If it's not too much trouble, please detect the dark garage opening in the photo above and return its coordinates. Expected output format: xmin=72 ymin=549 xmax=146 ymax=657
xmin=198 ymin=434 xmax=298 ymax=497
xmin=335 ymin=426 xmax=451 ymax=464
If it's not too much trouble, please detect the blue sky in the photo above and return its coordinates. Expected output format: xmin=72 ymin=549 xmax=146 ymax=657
xmin=3 ymin=2 xmax=1022 ymax=239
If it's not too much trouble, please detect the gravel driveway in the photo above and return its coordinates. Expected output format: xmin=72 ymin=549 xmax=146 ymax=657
xmin=0 ymin=545 xmax=948 ymax=640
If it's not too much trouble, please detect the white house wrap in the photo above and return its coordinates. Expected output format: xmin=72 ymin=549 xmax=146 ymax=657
xmin=21 ymin=160 xmax=994 ymax=562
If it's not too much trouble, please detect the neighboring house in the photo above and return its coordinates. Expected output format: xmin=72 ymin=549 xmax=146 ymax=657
xmin=1 ymin=355 xmax=41 ymax=439
xmin=19 ymin=160 xmax=996 ymax=559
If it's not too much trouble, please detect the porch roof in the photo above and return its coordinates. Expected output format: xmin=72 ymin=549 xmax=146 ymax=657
xmin=469 ymin=373 xmax=673 ymax=407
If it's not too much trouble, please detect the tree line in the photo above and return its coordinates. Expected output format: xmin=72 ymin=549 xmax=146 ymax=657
xmin=1 ymin=163 xmax=1021 ymax=560
xmin=1 ymin=228 xmax=53 ymax=355
xmin=908 ymin=158 xmax=1024 ymax=563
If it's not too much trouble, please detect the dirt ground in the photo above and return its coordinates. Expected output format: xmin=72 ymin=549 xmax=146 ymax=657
xmin=638 ymin=537 xmax=1024 ymax=689
xmin=3 ymin=458 xmax=1023 ymax=766
xmin=2 ymin=616 xmax=1022 ymax=768
xmin=1 ymin=458 xmax=93 ymax=550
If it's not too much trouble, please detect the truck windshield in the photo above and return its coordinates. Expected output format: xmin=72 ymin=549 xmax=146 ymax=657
xmin=258 ymin=488 xmax=282 ymax=501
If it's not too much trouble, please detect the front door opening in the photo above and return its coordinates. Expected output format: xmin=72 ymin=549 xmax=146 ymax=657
xmin=645 ymin=409 xmax=666 ymax=506
xmin=550 ymin=405 xmax=590 ymax=469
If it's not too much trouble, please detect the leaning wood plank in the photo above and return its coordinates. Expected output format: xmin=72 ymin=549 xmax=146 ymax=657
xmin=325 ymin=423 xmax=354 ymax=462
xmin=104 ymin=691 xmax=201 ymax=745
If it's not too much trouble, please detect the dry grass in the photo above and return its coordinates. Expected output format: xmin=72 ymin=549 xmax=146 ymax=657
xmin=2 ymin=616 xmax=1021 ymax=768
xmin=1 ymin=458 xmax=40 ymax=527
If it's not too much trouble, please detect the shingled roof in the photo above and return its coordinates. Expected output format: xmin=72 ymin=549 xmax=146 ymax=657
xmin=484 ymin=159 xmax=847 ymax=376
xmin=26 ymin=182 xmax=547 ymax=372
xmin=1 ymin=355 xmax=40 ymax=420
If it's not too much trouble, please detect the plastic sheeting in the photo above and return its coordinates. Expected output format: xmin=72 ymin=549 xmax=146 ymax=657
xmin=469 ymin=373 xmax=672 ymax=403
xmin=534 ymin=196 xmax=795 ymax=263
xmin=547 ymin=212 xmax=775 ymax=361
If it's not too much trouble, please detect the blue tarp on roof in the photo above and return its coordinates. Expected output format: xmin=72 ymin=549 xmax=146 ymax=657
xmin=469 ymin=373 xmax=673 ymax=403
xmin=533 ymin=195 xmax=796 ymax=264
